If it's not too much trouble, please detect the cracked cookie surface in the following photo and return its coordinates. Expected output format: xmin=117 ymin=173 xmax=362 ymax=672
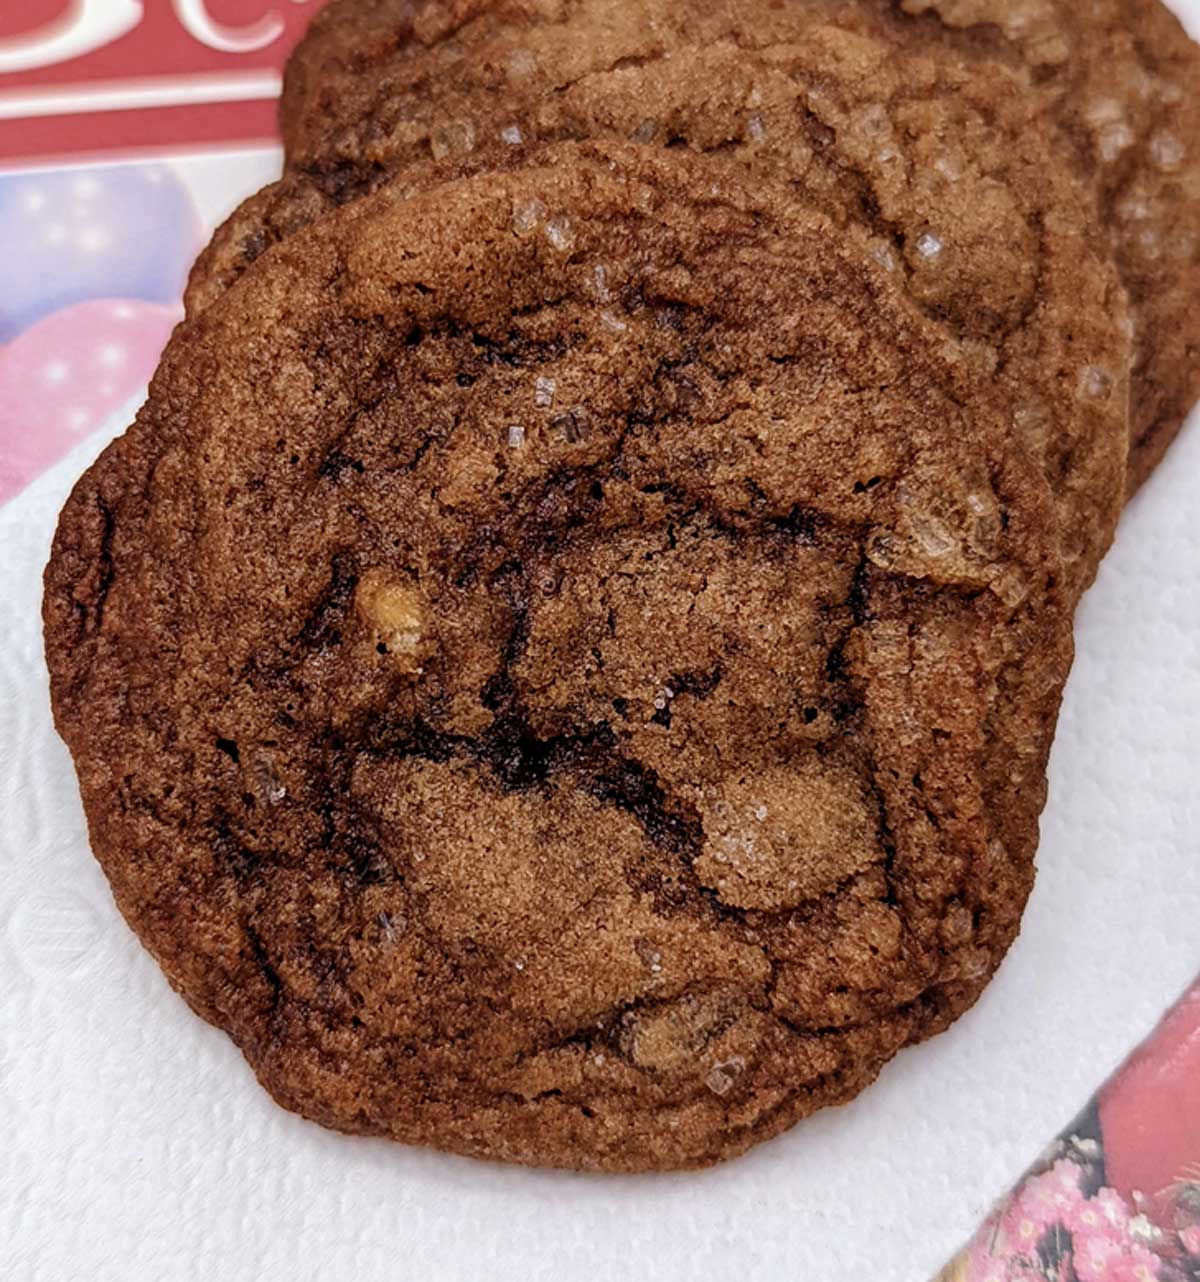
xmin=189 ymin=3 xmax=1130 ymax=602
xmin=272 ymin=0 xmax=1200 ymax=494
xmin=46 ymin=146 xmax=1071 ymax=1170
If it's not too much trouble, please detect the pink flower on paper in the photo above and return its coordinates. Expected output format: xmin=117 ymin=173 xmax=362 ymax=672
xmin=1122 ymin=1244 xmax=1162 ymax=1282
xmin=999 ymin=1199 xmax=1046 ymax=1253
xmin=1070 ymin=1188 xmax=1138 ymax=1246
xmin=1010 ymin=1160 xmax=1087 ymax=1232
xmin=960 ymin=1171 xmax=1174 ymax=1282
xmin=1075 ymin=1231 xmax=1124 ymax=1282
xmin=1073 ymin=1230 xmax=1163 ymax=1282
xmin=1094 ymin=1187 xmax=1133 ymax=1232
xmin=1071 ymin=1201 xmax=1110 ymax=1235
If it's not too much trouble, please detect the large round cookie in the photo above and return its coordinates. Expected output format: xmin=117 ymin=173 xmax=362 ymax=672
xmin=189 ymin=7 xmax=1131 ymax=603
xmin=46 ymin=145 xmax=1071 ymax=1171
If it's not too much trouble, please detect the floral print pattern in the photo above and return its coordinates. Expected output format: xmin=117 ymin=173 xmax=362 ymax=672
xmin=939 ymin=980 xmax=1200 ymax=1282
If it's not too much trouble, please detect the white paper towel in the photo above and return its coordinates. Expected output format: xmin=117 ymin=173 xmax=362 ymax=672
xmin=3 ymin=33 xmax=1200 ymax=1282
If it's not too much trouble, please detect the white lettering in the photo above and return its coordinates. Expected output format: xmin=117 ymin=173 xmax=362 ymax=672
xmin=0 ymin=0 xmax=143 ymax=73
xmin=172 ymin=0 xmax=284 ymax=54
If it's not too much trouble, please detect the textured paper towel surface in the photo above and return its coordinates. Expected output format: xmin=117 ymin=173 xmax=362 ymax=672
xmin=4 ymin=50 xmax=1200 ymax=1282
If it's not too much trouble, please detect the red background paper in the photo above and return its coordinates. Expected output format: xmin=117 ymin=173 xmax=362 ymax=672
xmin=0 ymin=1 xmax=322 ymax=165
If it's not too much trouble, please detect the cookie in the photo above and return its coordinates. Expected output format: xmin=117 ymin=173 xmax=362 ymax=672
xmin=883 ymin=0 xmax=1200 ymax=494
xmin=275 ymin=0 xmax=762 ymax=169
xmin=46 ymin=144 xmax=1071 ymax=1170
xmin=189 ymin=8 xmax=1131 ymax=601
xmin=279 ymin=0 xmax=1199 ymax=495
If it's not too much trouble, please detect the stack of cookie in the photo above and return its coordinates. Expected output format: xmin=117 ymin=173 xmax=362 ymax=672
xmin=43 ymin=0 xmax=1200 ymax=1171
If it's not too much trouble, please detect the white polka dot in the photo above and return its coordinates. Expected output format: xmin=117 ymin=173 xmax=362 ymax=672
xmin=45 ymin=224 xmax=67 ymax=246
xmin=67 ymin=408 xmax=91 ymax=432
xmin=72 ymin=176 xmax=100 ymax=199
xmin=77 ymin=228 xmax=110 ymax=254
xmin=98 ymin=344 xmax=125 ymax=369
xmin=21 ymin=189 xmax=46 ymax=214
xmin=42 ymin=361 xmax=69 ymax=385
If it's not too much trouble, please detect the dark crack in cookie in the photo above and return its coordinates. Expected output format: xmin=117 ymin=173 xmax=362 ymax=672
xmin=46 ymin=145 xmax=1071 ymax=1171
xmin=188 ymin=7 xmax=1130 ymax=602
